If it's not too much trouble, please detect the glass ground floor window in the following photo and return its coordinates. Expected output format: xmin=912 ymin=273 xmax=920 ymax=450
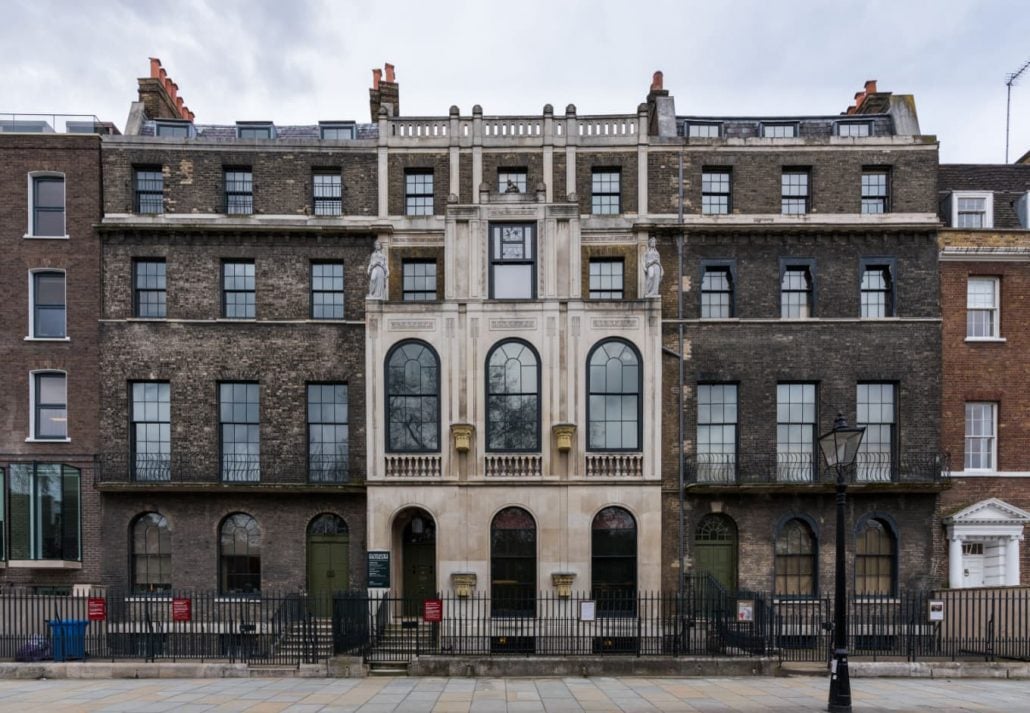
xmin=6 ymin=463 xmax=80 ymax=561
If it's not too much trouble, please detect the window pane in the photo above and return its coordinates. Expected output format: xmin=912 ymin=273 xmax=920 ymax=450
xmin=387 ymin=343 xmax=440 ymax=451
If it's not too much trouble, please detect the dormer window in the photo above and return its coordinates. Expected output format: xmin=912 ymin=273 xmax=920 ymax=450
xmin=236 ymin=122 xmax=274 ymax=140
xmin=951 ymin=192 xmax=993 ymax=229
xmin=761 ymin=123 xmax=798 ymax=139
xmin=319 ymin=122 xmax=356 ymax=140
xmin=155 ymin=121 xmax=192 ymax=138
xmin=687 ymin=122 xmax=721 ymax=138
xmin=837 ymin=121 xmax=872 ymax=138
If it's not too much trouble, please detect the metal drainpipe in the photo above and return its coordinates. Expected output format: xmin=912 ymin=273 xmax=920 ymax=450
xmin=677 ymin=149 xmax=685 ymax=598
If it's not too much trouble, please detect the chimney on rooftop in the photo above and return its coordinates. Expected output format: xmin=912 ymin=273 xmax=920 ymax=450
xmin=370 ymin=63 xmax=400 ymax=121
xmin=646 ymin=69 xmax=677 ymax=138
xmin=137 ymin=57 xmax=194 ymax=121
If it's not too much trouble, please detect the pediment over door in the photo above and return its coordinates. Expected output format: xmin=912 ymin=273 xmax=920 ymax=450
xmin=944 ymin=498 xmax=1030 ymax=526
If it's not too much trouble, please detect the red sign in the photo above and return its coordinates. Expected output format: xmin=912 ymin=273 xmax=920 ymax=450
xmin=423 ymin=598 xmax=443 ymax=623
xmin=87 ymin=597 xmax=107 ymax=621
xmin=172 ymin=597 xmax=192 ymax=622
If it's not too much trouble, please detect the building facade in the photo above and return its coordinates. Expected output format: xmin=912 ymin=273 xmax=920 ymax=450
xmin=0 ymin=119 xmax=107 ymax=592
xmin=938 ymin=163 xmax=1030 ymax=587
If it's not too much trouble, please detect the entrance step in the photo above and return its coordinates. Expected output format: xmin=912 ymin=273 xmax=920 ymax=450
xmin=248 ymin=665 xmax=300 ymax=677
xmin=369 ymin=662 xmax=409 ymax=676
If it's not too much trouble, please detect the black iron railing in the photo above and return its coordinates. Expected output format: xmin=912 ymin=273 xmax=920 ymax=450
xmin=95 ymin=451 xmax=360 ymax=486
xmin=684 ymin=451 xmax=949 ymax=486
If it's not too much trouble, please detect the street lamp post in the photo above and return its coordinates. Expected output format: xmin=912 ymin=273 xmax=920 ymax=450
xmin=818 ymin=412 xmax=865 ymax=713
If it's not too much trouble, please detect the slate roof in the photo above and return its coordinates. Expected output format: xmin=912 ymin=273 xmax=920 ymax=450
xmin=939 ymin=164 xmax=1030 ymax=229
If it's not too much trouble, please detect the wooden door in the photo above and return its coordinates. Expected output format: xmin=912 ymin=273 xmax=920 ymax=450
xmin=307 ymin=534 xmax=349 ymax=616
xmin=695 ymin=515 xmax=738 ymax=592
xmin=403 ymin=541 xmax=436 ymax=615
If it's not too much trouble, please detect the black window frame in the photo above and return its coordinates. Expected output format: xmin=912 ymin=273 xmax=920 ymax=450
xmin=856 ymin=382 xmax=898 ymax=483
xmin=861 ymin=168 xmax=890 ymax=214
xmin=319 ymin=122 xmax=355 ymax=140
xmin=130 ymin=381 xmax=171 ymax=482
xmin=222 ymin=259 xmax=256 ymax=319
xmin=310 ymin=261 xmax=345 ymax=320
xmin=586 ymin=338 xmax=643 ymax=453
xmin=307 ymin=382 xmax=349 ymax=483
xmin=686 ymin=122 xmax=722 ymax=138
xmin=31 ymin=270 xmax=66 ymax=338
xmin=701 ymin=168 xmax=732 ymax=215
xmin=7 ymin=463 xmax=81 ymax=561
xmin=385 ymin=340 xmax=441 ymax=453
xmin=837 ymin=120 xmax=872 ymax=138
xmin=219 ymin=381 xmax=261 ymax=482
xmin=134 ymin=166 xmax=164 ymax=214
xmin=490 ymin=507 xmax=537 ymax=618
xmin=498 ymin=168 xmax=528 ymax=194
xmin=489 ymin=223 xmax=537 ymax=300
xmin=859 ymin=257 xmax=896 ymax=318
xmin=696 ymin=382 xmax=739 ymax=483
xmin=33 ymin=371 xmax=67 ymax=440
xmin=405 ymin=169 xmax=434 ymax=216
xmin=133 ymin=259 xmax=167 ymax=319
xmin=781 ymin=168 xmax=811 ymax=215
xmin=779 ymin=258 xmax=815 ymax=319
xmin=588 ymin=258 xmax=625 ymax=300
xmin=401 ymin=259 xmax=438 ymax=302
xmin=235 ymin=122 xmax=274 ymax=140
xmin=224 ymin=167 xmax=253 ymax=215
xmin=485 ymin=339 xmax=541 ymax=453
xmin=699 ymin=260 xmax=736 ymax=318
xmin=591 ymin=507 xmax=638 ymax=616
xmin=591 ymin=168 xmax=621 ymax=215
xmin=32 ymin=175 xmax=65 ymax=237
xmin=154 ymin=121 xmax=192 ymax=138
xmin=854 ymin=515 xmax=898 ymax=597
xmin=312 ymin=170 xmax=343 ymax=216
xmin=776 ymin=382 xmax=818 ymax=483
xmin=761 ymin=122 xmax=799 ymax=139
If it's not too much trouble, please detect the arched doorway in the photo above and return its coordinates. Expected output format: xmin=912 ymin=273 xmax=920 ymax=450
xmin=399 ymin=508 xmax=436 ymax=612
xmin=695 ymin=514 xmax=738 ymax=592
xmin=307 ymin=514 xmax=349 ymax=614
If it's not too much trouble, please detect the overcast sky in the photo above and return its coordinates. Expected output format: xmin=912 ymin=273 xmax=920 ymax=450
xmin=2 ymin=0 xmax=1028 ymax=163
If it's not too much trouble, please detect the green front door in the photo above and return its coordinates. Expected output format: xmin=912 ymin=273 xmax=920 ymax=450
xmin=695 ymin=515 xmax=738 ymax=592
xmin=402 ymin=541 xmax=436 ymax=613
xmin=307 ymin=534 xmax=349 ymax=615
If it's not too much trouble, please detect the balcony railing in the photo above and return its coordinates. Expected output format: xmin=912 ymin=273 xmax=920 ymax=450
xmin=684 ymin=451 xmax=949 ymax=486
xmin=484 ymin=454 xmax=542 ymax=477
xmin=95 ymin=451 xmax=359 ymax=487
xmin=0 ymin=113 xmax=114 ymax=134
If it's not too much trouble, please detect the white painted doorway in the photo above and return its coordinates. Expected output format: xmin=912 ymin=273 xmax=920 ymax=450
xmin=961 ymin=543 xmax=985 ymax=587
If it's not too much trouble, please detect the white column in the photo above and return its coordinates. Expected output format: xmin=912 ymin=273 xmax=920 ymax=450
xmin=1005 ymin=536 xmax=1021 ymax=586
xmin=949 ymin=535 xmax=964 ymax=588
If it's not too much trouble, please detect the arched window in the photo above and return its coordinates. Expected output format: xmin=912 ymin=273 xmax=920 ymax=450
xmin=592 ymin=507 xmax=637 ymax=614
xmin=308 ymin=513 xmax=348 ymax=536
xmin=775 ymin=518 xmax=816 ymax=597
xmin=386 ymin=341 xmax=440 ymax=452
xmin=486 ymin=340 xmax=540 ymax=451
xmin=856 ymin=518 xmax=896 ymax=596
xmin=587 ymin=340 xmax=641 ymax=451
xmin=491 ymin=507 xmax=536 ymax=616
xmin=219 ymin=513 xmax=261 ymax=595
xmin=131 ymin=512 xmax=171 ymax=592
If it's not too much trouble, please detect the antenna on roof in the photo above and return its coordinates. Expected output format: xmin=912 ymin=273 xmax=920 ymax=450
xmin=1005 ymin=59 xmax=1030 ymax=163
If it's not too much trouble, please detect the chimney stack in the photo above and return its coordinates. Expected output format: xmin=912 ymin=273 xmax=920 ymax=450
xmin=138 ymin=57 xmax=194 ymax=121
xmin=645 ymin=69 xmax=676 ymax=138
xmin=370 ymin=63 xmax=400 ymax=121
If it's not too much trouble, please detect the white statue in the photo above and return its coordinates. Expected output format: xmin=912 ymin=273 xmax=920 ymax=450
xmin=643 ymin=236 xmax=664 ymax=297
xmin=367 ymin=241 xmax=388 ymax=300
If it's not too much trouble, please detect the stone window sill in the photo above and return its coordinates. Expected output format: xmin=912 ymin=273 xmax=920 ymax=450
xmin=24 ymin=336 xmax=70 ymax=342
xmin=7 ymin=560 xmax=82 ymax=570
xmin=965 ymin=337 xmax=1006 ymax=343
xmin=23 ymin=234 xmax=70 ymax=240
xmin=25 ymin=437 xmax=72 ymax=443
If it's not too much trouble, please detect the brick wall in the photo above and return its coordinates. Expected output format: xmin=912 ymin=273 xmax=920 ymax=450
xmin=0 ymin=134 xmax=103 ymax=586
xmin=581 ymin=244 xmax=639 ymax=300
xmin=388 ymin=246 xmax=445 ymax=302
xmin=387 ymin=153 xmax=449 ymax=216
xmin=575 ymin=150 xmax=638 ymax=215
xmin=648 ymin=148 xmax=938 ymax=215
xmin=102 ymin=145 xmax=378 ymax=216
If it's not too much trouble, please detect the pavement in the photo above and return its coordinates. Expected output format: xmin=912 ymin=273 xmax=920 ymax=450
xmin=1 ymin=676 xmax=1029 ymax=713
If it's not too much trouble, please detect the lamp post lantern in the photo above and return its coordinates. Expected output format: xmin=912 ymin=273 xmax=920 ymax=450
xmin=818 ymin=412 xmax=865 ymax=713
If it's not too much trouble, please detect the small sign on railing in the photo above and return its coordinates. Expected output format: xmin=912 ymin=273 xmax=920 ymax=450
xmin=928 ymin=600 xmax=944 ymax=622
xmin=579 ymin=600 xmax=596 ymax=621
xmin=737 ymin=599 xmax=754 ymax=622
xmin=172 ymin=598 xmax=192 ymax=622
xmin=423 ymin=598 xmax=443 ymax=622
xmin=87 ymin=597 xmax=107 ymax=621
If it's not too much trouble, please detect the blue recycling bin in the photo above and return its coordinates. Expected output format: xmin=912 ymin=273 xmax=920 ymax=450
xmin=48 ymin=620 xmax=88 ymax=661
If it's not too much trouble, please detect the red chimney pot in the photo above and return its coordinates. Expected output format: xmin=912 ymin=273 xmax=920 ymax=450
xmin=385 ymin=63 xmax=395 ymax=83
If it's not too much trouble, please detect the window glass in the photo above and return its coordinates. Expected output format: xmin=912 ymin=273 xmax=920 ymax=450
xmin=311 ymin=262 xmax=344 ymax=319
xmin=763 ymin=124 xmax=797 ymax=138
xmin=220 ymin=383 xmax=260 ymax=481
xmin=591 ymin=169 xmax=621 ymax=214
xmin=490 ymin=224 xmax=535 ymax=299
xmin=498 ymin=169 xmax=527 ymax=194
xmin=405 ymin=171 xmax=433 ymax=216
xmin=861 ymin=171 xmax=888 ymax=214
xmin=155 ymin=123 xmax=190 ymax=138
xmin=776 ymin=383 xmax=816 ymax=481
xmin=966 ymin=277 xmax=998 ymax=338
xmin=592 ymin=507 xmax=637 ymax=615
xmin=701 ymin=170 xmax=731 ymax=215
xmin=857 ymin=383 xmax=895 ymax=482
xmin=589 ymin=259 xmax=624 ymax=299
xmin=957 ymin=197 xmax=987 ymax=228
xmin=132 ymin=513 xmax=171 ymax=592
xmin=8 ymin=464 xmax=80 ymax=561
xmin=134 ymin=260 xmax=167 ymax=318
xmin=132 ymin=382 xmax=171 ymax=481
xmin=856 ymin=519 xmax=895 ymax=596
xmin=839 ymin=122 xmax=871 ymax=138
xmin=237 ymin=125 xmax=272 ymax=139
xmin=308 ymin=384 xmax=348 ymax=482
xmin=135 ymin=169 xmax=164 ymax=214
xmin=491 ymin=507 xmax=536 ymax=616
xmin=35 ymin=372 xmax=67 ymax=439
xmin=781 ymin=171 xmax=809 ymax=214
xmin=964 ymin=402 xmax=996 ymax=470
xmin=688 ymin=123 xmax=720 ymax=138
xmin=320 ymin=125 xmax=355 ymax=140
xmin=697 ymin=384 xmax=737 ymax=482
xmin=402 ymin=260 xmax=437 ymax=301
xmin=386 ymin=342 xmax=440 ymax=452
xmin=775 ymin=519 xmax=815 ymax=596
xmin=224 ymin=169 xmax=253 ymax=215
xmin=781 ymin=267 xmax=812 ymax=318
xmin=313 ymin=172 xmax=342 ymax=216
xmin=223 ymin=261 xmax=255 ymax=319
xmin=486 ymin=341 xmax=540 ymax=451
xmin=33 ymin=176 xmax=65 ymax=236
xmin=220 ymin=513 xmax=261 ymax=594
xmin=33 ymin=271 xmax=66 ymax=338
xmin=587 ymin=341 xmax=641 ymax=451
xmin=701 ymin=267 xmax=733 ymax=318
xmin=861 ymin=266 xmax=892 ymax=318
